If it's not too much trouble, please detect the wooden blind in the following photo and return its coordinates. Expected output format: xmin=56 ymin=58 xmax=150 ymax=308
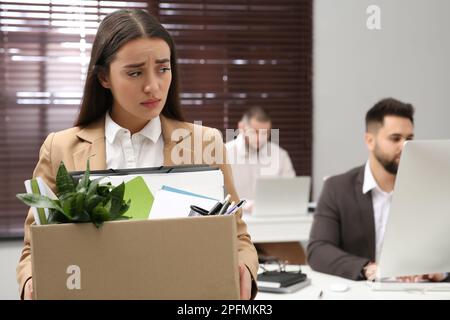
xmin=160 ymin=0 xmax=312 ymax=175
xmin=0 ymin=0 xmax=149 ymax=237
xmin=0 ymin=0 xmax=312 ymax=238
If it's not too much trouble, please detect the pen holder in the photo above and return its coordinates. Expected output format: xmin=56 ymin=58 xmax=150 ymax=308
xmin=189 ymin=205 xmax=209 ymax=217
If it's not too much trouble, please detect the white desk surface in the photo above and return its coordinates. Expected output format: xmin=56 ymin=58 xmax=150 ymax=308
xmin=243 ymin=214 xmax=313 ymax=243
xmin=255 ymin=266 xmax=450 ymax=300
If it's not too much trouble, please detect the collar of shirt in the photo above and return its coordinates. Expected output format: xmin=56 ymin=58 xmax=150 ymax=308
xmin=362 ymin=161 xmax=394 ymax=196
xmin=105 ymin=112 xmax=162 ymax=144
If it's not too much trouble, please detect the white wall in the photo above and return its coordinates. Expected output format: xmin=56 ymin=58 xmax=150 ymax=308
xmin=0 ymin=240 xmax=22 ymax=300
xmin=313 ymin=0 xmax=450 ymax=199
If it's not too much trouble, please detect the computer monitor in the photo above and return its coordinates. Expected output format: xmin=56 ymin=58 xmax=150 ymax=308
xmin=252 ymin=177 xmax=311 ymax=217
xmin=377 ymin=140 xmax=450 ymax=279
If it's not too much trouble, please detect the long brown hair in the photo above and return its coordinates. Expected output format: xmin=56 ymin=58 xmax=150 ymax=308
xmin=75 ymin=9 xmax=184 ymax=126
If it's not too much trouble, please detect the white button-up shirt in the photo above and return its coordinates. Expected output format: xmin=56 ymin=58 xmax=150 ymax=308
xmin=104 ymin=112 xmax=164 ymax=169
xmin=225 ymin=134 xmax=295 ymax=201
xmin=362 ymin=161 xmax=394 ymax=261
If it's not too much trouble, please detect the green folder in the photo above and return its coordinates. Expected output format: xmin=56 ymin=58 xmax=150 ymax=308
xmin=123 ymin=176 xmax=154 ymax=220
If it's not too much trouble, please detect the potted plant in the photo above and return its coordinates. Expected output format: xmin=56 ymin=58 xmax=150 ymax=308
xmin=17 ymin=159 xmax=130 ymax=227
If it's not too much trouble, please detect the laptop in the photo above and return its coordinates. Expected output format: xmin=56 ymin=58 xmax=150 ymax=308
xmin=369 ymin=140 xmax=450 ymax=291
xmin=253 ymin=177 xmax=311 ymax=217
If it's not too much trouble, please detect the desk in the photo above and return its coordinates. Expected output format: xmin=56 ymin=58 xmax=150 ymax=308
xmin=256 ymin=266 xmax=450 ymax=300
xmin=243 ymin=214 xmax=313 ymax=243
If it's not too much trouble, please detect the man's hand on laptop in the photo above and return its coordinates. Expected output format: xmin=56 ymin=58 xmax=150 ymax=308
xmin=363 ymin=262 xmax=378 ymax=281
xmin=363 ymin=263 xmax=446 ymax=282
xmin=425 ymin=273 xmax=447 ymax=282
xmin=397 ymin=273 xmax=447 ymax=282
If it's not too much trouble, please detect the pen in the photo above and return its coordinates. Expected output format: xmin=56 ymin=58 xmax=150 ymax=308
xmin=223 ymin=201 xmax=235 ymax=215
xmin=207 ymin=201 xmax=223 ymax=215
xmin=208 ymin=194 xmax=230 ymax=215
xmin=189 ymin=205 xmax=209 ymax=216
xmin=225 ymin=200 xmax=246 ymax=214
xmin=226 ymin=199 xmax=247 ymax=215
xmin=225 ymin=202 xmax=238 ymax=215
xmin=217 ymin=196 xmax=231 ymax=215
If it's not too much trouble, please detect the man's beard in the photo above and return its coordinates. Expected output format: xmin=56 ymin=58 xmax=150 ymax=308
xmin=244 ymin=137 xmax=267 ymax=152
xmin=374 ymin=146 xmax=399 ymax=175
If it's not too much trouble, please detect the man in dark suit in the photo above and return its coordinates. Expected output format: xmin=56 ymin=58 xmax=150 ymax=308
xmin=307 ymin=98 xmax=448 ymax=282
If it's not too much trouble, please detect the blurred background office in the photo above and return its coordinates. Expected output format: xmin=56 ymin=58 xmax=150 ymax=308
xmin=2 ymin=0 xmax=450 ymax=299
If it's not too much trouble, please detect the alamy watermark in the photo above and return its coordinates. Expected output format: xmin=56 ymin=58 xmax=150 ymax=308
xmin=169 ymin=121 xmax=281 ymax=176
xmin=66 ymin=264 xmax=81 ymax=290
xmin=367 ymin=5 xmax=381 ymax=30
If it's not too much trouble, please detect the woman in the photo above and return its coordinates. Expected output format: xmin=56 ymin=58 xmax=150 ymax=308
xmin=16 ymin=9 xmax=258 ymax=300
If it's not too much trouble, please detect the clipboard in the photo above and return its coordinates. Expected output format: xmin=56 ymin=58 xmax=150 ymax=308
xmin=70 ymin=164 xmax=220 ymax=179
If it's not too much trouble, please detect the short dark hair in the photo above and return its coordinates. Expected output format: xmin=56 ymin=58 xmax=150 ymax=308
xmin=365 ymin=98 xmax=415 ymax=132
xmin=75 ymin=9 xmax=183 ymax=127
xmin=242 ymin=106 xmax=271 ymax=123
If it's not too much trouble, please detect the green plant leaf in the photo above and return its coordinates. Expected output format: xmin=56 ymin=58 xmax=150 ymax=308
xmin=85 ymin=194 xmax=104 ymax=212
xmin=76 ymin=157 xmax=91 ymax=192
xmin=58 ymin=191 xmax=75 ymax=201
xmin=92 ymin=203 xmax=110 ymax=221
xmin=71 ymin=210 xmax=90 ymax=222
xmin=87 ymin=177 xmax=103 ymax=197
xmin=60 ymin=194 xmax=76 ymax=218
xmin=56 ymin=161 xmax=76 ymax=195
xmin=47 ymin=209 xmax=69 ymax=224
xmin=109 ymin=182 xmax=125 ymax=219
xmin=93 ymin=220 xmax=103 ymax=228
xmin=74 ymin=192 xmax=86 ymax=216
xmin=97 ymin=183 xmax=112 ymax=197
xmin=118 ymin=199 xmax=131 ymax=217
xmin=16 ymin=193 xmax=62 ymax=211
xmin=114 ymin=215 xmax=131 ymax=221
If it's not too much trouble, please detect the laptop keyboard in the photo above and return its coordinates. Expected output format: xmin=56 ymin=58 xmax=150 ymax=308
xmin=367 ymin=280 xmax=450 ymax=291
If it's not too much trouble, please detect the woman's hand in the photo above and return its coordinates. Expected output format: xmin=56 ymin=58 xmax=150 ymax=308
xmin=239 ymin=263 xmax=252 ymax=300
xmin=24 ymin=278 xmax=33 ymax=300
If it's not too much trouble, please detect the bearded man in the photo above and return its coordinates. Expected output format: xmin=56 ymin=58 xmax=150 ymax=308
xmin=307 ymin=98 xmax=448 ymax=282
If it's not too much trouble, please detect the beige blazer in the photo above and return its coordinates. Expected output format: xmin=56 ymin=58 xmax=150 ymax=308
xmin=16 ymin=115 xmax=259 ymax=298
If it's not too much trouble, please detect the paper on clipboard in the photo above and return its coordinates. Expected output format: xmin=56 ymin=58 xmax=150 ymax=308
xmin=91 ymin=169 xmax=224 ymax=200
xmin=149 ymin=186 xmax=218 ymax=219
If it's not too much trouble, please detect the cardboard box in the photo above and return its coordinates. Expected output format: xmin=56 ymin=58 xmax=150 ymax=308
xmin=30 ymin=215 xmax=239 ymax=299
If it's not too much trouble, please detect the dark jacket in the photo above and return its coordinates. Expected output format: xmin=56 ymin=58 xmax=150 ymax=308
xmin=307 ymin=165 xmax=450 ymax=282
xmin=308 ymin=166 xmax=373 ymax=280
